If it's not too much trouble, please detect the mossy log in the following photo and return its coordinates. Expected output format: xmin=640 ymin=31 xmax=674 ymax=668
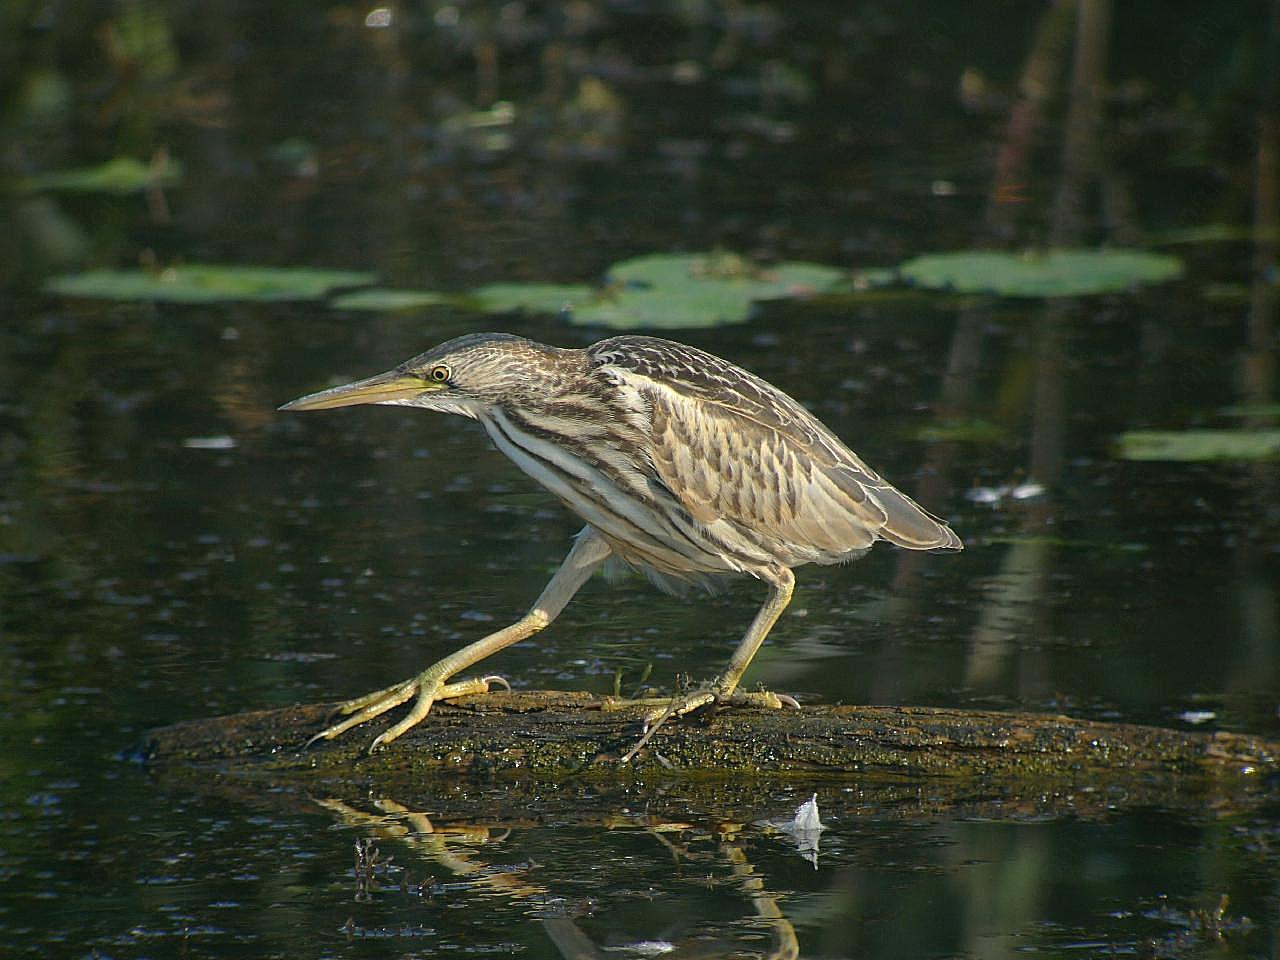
xmin=141 ymin=691 xmax=1279 ymax=820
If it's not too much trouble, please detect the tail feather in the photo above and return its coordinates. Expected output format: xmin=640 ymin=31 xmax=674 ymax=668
xmin=827 ymin=464 xmax=963 ymax=553
xmin=875 ymin=485 xmax=963 ymax=551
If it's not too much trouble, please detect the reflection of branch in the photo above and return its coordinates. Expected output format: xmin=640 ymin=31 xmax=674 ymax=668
xmin=893 ymin=0 xmax=1081 ymax=607
xmin=1245 ymin=0 xmax=1279 ymax=421
xmin=1033 ymin=0 xmax=1110 ymax=483
xmin=976 ymin=4 xmax=1112 ymax=693
xmin=1228 ymin=0 xmax=1280 ymax=705
xmin=964 ymin=534 xmax=1050 ymax=690
xmin=986 ymin=0 xmax=1078 ymax=244
xmin=1049 ymin=0 xmax=1109 ymax=247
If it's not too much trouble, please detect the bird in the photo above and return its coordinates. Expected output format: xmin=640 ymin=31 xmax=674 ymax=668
xmin=280 ymin=332 xmax=962 ymax=752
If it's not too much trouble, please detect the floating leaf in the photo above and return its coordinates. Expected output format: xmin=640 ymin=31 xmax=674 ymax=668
xmin=1219 ymin=404 xmax=1280 ymax=418
xmin=183 ymin=436 xmax=236 ymax=450
xmin=471 ymin=282 xmax=594 ymax=315
xmin=1153 ymin=223 xmax=1279 ymax=245
xmin=984 ymin=535 xmax=1148 ymax=553
xmin=569 ymin=252 xmax=845 ymax=329
xmin=25 ymin=156 xmax=183 ymax=194
xmin=330 ymin=288 xmax=452 ymax=311
xmin=899 ymin=249 xmax=1182 ymax=298
xmin=46 ymin=264 xmax=375 ymax=303
xmin=1199 ymin=283 xmax=1251 ymax=302
xmin=1117 ymin=429 xmax=1280 ymax=462
xmin=915 ymin=419 xmax=1009 ymax=443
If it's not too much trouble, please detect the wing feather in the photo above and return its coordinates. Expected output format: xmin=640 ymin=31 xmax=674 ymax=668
xmin=590 ymin=336 xmax=961 ymax=565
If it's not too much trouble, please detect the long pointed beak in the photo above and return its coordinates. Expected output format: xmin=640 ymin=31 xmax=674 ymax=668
xmin=278 ymin=368 xmax=434 ymax=411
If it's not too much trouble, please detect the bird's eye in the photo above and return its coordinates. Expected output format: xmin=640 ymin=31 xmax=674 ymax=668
xmin=428 ymin=364 xmax=451 ymax=383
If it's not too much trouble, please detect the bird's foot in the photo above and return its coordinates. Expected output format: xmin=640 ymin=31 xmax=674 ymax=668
xmin=306 ymin=672 xmax=509 ymax=752
xmin=639 ymin=686 xmax=800 ymax=729
xmin=723 ymin=688 xmax=801 ymax=711
xmin=616 ymin=683 xmax=799 ymax=764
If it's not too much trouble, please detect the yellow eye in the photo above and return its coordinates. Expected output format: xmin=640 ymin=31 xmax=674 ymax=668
xmin=428 ymin=364 xmax=451 ymax=383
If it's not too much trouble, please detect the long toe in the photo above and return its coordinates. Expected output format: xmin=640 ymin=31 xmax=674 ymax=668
xmin=368 ymin=674 xmax=510 ymax=749
xmin=726 ymin=689 xmax=800 ymax=710
xmin=367 ymin=688 xmax=438 ymax=751
xmin=306 ymin=672 xmax=513 ymax=751
xmin=306 ymin=679 xmax=418 ymax=747
xmin=620 ymin=684 xmax=800 ymax=764
xmin=436 ymin=675 xmax=507 ymax=699
xmin=332 ymin=678 xmax=421 ymax=716
xmin=642 ymin=689 xmax=718 ymax=731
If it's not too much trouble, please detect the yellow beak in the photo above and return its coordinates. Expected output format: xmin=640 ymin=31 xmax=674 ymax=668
xmin=278 ymin=369 xmax=435 ymax=411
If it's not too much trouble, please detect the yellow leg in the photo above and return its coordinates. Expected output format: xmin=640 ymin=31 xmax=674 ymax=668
xmin=620 ymin=567 xmax=798 ymax=764
xmin=308 ymin=528 xmax=612 ymax=751
xmin=706 ymin=566 xmax=796 ymax=704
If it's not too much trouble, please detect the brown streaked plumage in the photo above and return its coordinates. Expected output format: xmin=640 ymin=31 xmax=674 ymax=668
xmin=281 ymin=332 xmax=962 ymax=752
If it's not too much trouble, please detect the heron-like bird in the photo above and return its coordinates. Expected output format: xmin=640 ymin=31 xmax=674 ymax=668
xmin=281 ymin=333 xmax=962 ymax=751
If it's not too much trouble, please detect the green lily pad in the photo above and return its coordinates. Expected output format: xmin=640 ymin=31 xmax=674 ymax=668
xmin=1117 ymin=429 xmax=1280 ymax=462
xmin=984 ymin=535 xmax=1148 ymax=553
xmin=330 ymin=288 xmax=452 ymax=311
xmin=46 ymin=264 xmax=375 ymax=303
xmin=1199 ymin=283 xmax=1252 ymax=302
xmin=899 ymin=249 xmax=1183 ymax=298
xmin=25 ymin=156 xmax=183 ymax=194
xmin=915 ymin=419 xmax=1009 ymax=443
xmin=1153 ymin=223 xmax=1280 ymax=245
xmin=1219 ymin=404 xmax=1280 ymax=418
xmin=471 ymin=282 xmax=594 ymax=315
xmin=569 ymin=252 xmax=846 ymax=329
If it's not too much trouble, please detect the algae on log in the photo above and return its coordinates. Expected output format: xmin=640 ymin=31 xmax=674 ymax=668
xmin=142 ymin=690 xmax=1278 ymax=818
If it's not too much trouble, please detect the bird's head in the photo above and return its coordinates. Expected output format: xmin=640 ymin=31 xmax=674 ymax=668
xmin=279 ymin=332 xmax=561 ymax=419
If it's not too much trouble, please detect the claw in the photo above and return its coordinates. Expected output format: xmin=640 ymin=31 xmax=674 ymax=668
xmin=306 ymin=679 xmax=419 ymax=748
xmin=726 ymin=689 xmax=800 ymax=710
xmin=619 ymin=683 xmax=799 ymax=765
xmin=304 ymin=672 xmax=509 ymax=751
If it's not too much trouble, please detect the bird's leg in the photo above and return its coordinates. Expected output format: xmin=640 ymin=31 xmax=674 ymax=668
xmin=621 ymin=568 xmax=797 ymax=762
xmin=308 ymin=528 xmax=612 ymax=751
xmin=704 ymin=566 xmax=796 ymax=709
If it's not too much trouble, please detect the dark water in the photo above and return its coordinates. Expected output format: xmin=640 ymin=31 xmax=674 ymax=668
xmin=3 ymin=2 xmax=1279 ymax=957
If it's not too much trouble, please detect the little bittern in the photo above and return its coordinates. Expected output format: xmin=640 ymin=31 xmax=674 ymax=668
xmin=282 ymin=333 xmax=962 ymax=750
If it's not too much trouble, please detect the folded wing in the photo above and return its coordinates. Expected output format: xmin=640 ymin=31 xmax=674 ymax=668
xmin=592 ymin=336 xmax=962 ymax=567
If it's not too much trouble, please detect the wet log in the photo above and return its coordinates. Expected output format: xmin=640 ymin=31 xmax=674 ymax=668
xmin=142 ymin=690 xmax=1278 ymax=820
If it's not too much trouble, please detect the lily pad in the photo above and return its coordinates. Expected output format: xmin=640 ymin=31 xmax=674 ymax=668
xmin=915 ymin=419 xmax=1009 ymax=443
xmin=984 ymin=535 xmax=1148 ymax=553
xmin=46 ymin=264 xmax=376 ymax=303
xmin=1153 ymin=223 xmax=1280 ymax=245
xmin=1199 ymin=283 xmax=1251 ymax=303
xmin=330 ymin=288 xmax=452 ymax=311
xmin=471 ymin=282 xmax=594 ymax=315
xmin=1117 ymin=429 xmax=1280 ymax=462
xmin=1219 ymin=404 xmax=1280 ymax=418
xmin=898 ymin=249 xmax=1182 ymax=298
xmin=569 ymin=252 xmax=845 ymax=329
xmin=25 ymin=156 xmax=183 ymax=194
